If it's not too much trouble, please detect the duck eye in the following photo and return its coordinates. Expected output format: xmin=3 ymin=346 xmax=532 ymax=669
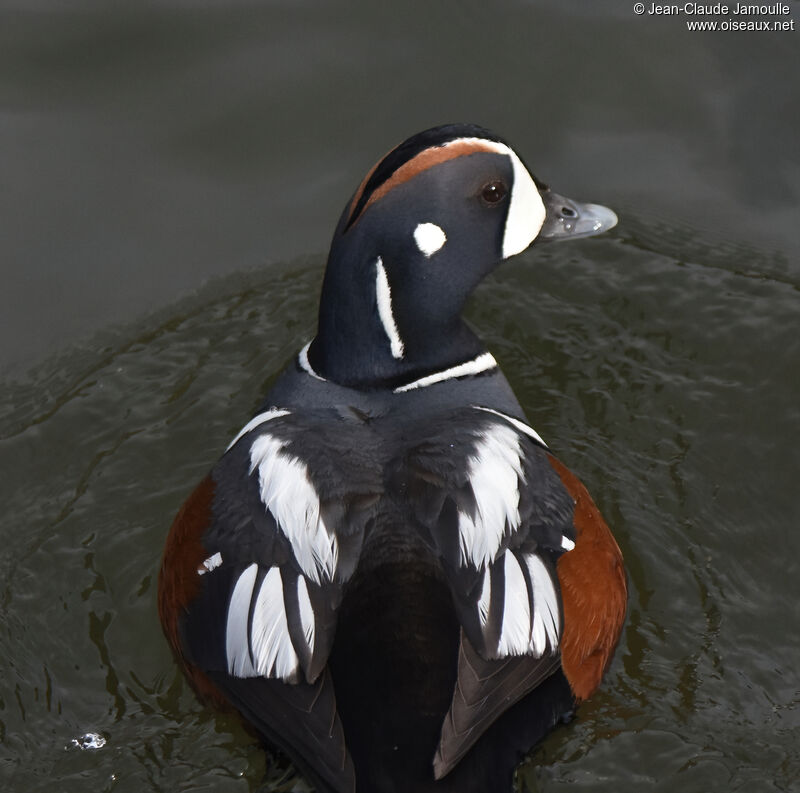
xmin=480 ymin=180 xmax=508 ymax=205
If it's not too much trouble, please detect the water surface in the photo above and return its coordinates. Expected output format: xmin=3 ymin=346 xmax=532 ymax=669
xmin=1 ymin=2 xmax=798 ymax=791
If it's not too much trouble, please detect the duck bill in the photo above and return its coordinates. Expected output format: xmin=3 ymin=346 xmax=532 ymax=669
xmin=537 ymin=189 xmax=618 ymax=242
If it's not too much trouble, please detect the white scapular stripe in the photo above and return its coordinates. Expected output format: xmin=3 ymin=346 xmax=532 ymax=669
xmin=496 ymin=552 xmax=532 ymax=656
xmin=251 ymin=567 xmax=300 ymax=679
xmin=197 ymin=551 xmax=223 ymax=575
xmin=472 ymin=405 xmax=547 ymax=448
xmin=226 ymin=563 xmax=259 ymax=677
xmin=227 ymin=408 xmax=291 ymax=451
xmin=375 ymin=258 xmax=405 ymax=359
xmin=458 ymin=425 xmax=523 ymax=568
xmin=413 ymin=222 xmax=447 ymax=257
xmin=250 ymin=434 xmax=338 ymax=584
xmin=561 ymin=535 xmax=575 ymax=552
xmin=298 ymin=341 xmax=327 ymax=381
xmin=296 ymin=575 xmax=316 ymax=655
xmin=394 ymin=352 xmax=497 ymax=393
xmin=524 ymin=553 xmax=560 ymax=655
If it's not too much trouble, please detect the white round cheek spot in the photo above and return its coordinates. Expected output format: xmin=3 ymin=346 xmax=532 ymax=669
xmin=414 ymin=222 xmax=447 ymax=257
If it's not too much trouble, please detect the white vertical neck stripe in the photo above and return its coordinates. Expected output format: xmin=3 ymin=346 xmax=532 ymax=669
xmin=375 ymin=257 xmax=405 ymax=359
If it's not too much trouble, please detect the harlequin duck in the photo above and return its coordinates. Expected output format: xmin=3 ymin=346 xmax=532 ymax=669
xmin=158 ymin=123 xmax=627 ymax=793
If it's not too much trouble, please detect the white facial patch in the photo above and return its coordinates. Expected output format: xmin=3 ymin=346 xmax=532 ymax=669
xmin=443 ymin=137 xmax=546 ymax=259
xmin=375 ymin=257 xmax=405 ymax=359
xmin=458 ymin=424 xmax=523 ymax=568
xmin=413 ymin=222 xmax=447 ymax=257
xmin=249 ymin=433 xmax=338 ymax=584
xmin=501 ymin=150 xmax=546 ymax=258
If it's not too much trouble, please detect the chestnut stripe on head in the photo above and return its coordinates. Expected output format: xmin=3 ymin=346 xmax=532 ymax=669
xmin=345 ymin=123 xmax=505 ymax=229
xmin=344 ymin=133 xmax=547 ymax=261
xmin=346 ymin=139 xmax=504 ymax=229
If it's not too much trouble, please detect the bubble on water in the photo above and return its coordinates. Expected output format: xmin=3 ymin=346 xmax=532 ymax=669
xmin=71 ymin=732 xmax=107 ymax=750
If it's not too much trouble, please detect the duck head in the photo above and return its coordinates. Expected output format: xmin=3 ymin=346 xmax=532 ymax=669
xmin=307 ymin=123 xmax=617 ymax=390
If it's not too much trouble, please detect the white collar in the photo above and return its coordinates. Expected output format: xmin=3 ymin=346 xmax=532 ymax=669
xmin=297 ymin=344 xmax=497 ymax=393
xmin=393 ymin=352 xmax=497 ymax=393
xmin=298 ymin=341 xmax=327 ymax=381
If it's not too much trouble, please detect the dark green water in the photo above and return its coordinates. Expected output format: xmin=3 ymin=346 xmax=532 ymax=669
xmin=3 ymin=227 xmax=798 ymax=791
xmin=1 ymin=1 xmax=799 ymax=791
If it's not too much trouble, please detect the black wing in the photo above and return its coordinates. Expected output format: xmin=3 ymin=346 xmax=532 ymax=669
xmin=388 ymin=405 xmax=576 ymax=776
xmin=177 ymin=406 xmax=382 ymax=793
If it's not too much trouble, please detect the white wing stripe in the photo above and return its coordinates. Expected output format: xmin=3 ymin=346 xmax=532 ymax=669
xmin=524 ymin=553 xmax=560 ymax=654
xmin=225 ymin=563 xmax=259 ymax=677
xmin=496 ymin=551 xmax=531 ymax=656
xmin=251 ymin=567 xmax=300 ymax=680
xmin=296 ymin=575 xmax=316 ymax=655
xmin=477 ymin=566 xmax=492 ymax=628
